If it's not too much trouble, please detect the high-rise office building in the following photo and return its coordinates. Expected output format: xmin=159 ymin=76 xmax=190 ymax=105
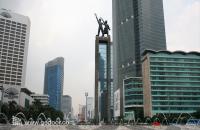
xmin=44 ymin=57 xmax=64 ymax=110
xmin=112 ymin=0 xmax=166 ymax=116
xmin=142 ymin=50 xmax=200 ymax=117
xmin=86 ymin=97 xmax=94 ymax=120
xmin=0 ymin=9 xmax=30 ymax=103
xmin=61 ymin=95 xmax=72 ymax=120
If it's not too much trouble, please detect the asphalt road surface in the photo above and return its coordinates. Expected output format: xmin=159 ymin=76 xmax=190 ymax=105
xmin=0 ymin=124 xmax=200 ymax=130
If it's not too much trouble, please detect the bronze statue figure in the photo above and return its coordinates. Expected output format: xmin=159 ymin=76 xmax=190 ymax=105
xmin=95 ymin=13 xmax=110 ymax=37
xmin=101 ymin=18 xmax=110 ymax=37
xmin=95 ymin=13 xmax=104 ymax=36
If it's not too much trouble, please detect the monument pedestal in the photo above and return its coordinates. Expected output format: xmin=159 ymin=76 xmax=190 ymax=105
xmin=94 ymin=35 xmax=112 ymax=124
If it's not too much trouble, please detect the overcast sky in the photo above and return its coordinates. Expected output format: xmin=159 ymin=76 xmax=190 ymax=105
xmin=0 ymin=0 xmax=199 ymax=114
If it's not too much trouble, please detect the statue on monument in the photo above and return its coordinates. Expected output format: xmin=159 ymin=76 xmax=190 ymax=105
xmin=95 ymin=13 xmax=110 ymax=37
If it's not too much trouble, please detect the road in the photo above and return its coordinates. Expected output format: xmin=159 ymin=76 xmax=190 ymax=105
xmin=0 ymin=124 xmax=200 ymax=130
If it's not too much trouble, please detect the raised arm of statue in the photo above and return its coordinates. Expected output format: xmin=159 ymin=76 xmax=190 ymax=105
xmin=95 ymin=13 xmax=105 ymax=36
xmin=94 ymin=13 xmax=99 ymax=24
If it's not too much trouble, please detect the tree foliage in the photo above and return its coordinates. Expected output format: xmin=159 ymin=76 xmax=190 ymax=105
xmin=192 ymin=109 xmax=200 ymax=119
xmin=0 ymin=100 xmax=63 ymax=123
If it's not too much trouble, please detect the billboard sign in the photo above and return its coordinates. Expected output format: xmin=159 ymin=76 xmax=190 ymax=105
xmin=114 ymin=89 xmax=120 ymax=117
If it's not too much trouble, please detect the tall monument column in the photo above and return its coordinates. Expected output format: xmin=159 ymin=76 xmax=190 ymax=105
xmin=94 ymin=35 xmax=112 ymax=123
xmin=94 ymin=14 xmax=112 ymax=124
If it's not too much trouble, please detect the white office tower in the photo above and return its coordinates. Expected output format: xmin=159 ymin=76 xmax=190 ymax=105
xmin=87 ymin=97 xmax=94 ymax=120
xmin=0 ymin=9 xmax=30 ymax=103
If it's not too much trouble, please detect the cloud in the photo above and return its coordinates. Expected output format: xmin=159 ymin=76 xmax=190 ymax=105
xmin=164 ymin=0 xmax=200 ymax=51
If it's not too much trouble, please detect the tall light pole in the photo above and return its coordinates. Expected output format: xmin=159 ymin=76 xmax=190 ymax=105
xmin=85 ymin=92 xmax=88 ymax=122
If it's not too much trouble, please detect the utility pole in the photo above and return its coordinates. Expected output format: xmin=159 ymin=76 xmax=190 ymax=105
xmin=85 ymin=92 xmax=88 ymax=122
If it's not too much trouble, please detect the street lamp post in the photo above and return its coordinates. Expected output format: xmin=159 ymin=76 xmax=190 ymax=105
xmin=85 ymin=92 xmax=88 ymax=122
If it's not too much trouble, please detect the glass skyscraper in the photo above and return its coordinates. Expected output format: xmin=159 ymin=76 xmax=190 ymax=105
xmin=44 ymin=57 xmax=64 ymax=110
xmin=142 ymin=50 xmax=200 ymax=117
xmin=112 ymin=0 xmax=167 ymax=116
